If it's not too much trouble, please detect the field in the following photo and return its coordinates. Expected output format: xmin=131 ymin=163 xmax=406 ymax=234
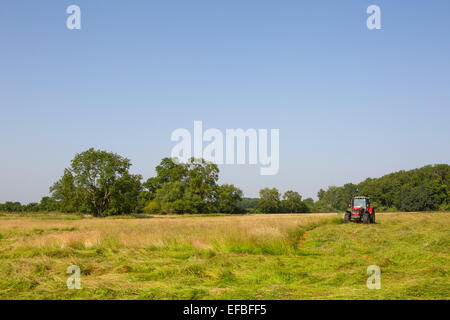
xmin=0 ymin=212 xmax=448 ymax=300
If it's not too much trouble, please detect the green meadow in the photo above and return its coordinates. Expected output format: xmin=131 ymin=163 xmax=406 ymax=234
xmin=0 ymin=212 xmax=448 ymax=299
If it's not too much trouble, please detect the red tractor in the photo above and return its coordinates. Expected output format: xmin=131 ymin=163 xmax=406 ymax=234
xmin=344 ymin=196 xmax=375 ymax=224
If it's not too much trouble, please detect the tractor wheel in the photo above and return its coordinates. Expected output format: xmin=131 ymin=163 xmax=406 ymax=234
xmin=344 ymin=212 xmax=350 ymax=223
xmin=370 ymin=211 xmax=376 ymax=224
xmin=362 ymin=213 xmax=370 ymax=224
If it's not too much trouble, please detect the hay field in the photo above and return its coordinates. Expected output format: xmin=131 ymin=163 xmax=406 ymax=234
xmin=0 ymin=212 xmax=448 ymax=299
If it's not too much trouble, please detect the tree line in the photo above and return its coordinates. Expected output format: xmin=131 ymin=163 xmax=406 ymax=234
xmin=0 ymin=149 xmax=312 ymax=215
xmin=314 ymin=164 xmax=449 ymax=212
xmin=0 ymin=149 xmax=448 ymax=215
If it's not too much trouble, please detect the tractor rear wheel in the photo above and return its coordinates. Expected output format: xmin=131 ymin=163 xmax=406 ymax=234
xmin=370 ymin=211 xmax=376 ymax=224
xmin=362 ymin=213 xmax=370 ymax=224
xmin=344 ymin=212 xmax=350 ymax=223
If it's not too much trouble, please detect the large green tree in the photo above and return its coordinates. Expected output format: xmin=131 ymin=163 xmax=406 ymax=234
xmin=51 ymin=148 xmax=141 ymax=216
xmin=258 ymin=188 xmax=281 ymax=213
xmin=280 ymin=190 xmax=307 ymax=213
xmin=145 ymin=157 xmax=219 ymax=214
xmin=184 ymin=158 xmax=219 ymax=213
xmin=214 ymin=184 xmax=243 ymax=214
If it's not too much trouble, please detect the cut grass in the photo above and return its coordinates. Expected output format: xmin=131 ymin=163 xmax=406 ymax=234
xmin=0 ymin=212 xmax=448 ymax=299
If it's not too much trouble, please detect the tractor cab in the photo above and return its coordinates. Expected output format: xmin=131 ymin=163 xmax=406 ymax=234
xmin=352 ymin=196 xmax=370 ymax=210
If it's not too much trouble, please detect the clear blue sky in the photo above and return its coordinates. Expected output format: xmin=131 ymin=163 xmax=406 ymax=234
xmin=1 ymin=0 xmax=449 ymax=203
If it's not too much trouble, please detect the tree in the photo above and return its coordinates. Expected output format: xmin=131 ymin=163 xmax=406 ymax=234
xmin=40 ymin=197 xmax=59 ymax=212
xmin=70 ymin=148 xmax=132 ymax=216
xmin=155 ymin=157 xmax=187 ymax=184
xmin=399 ymin=186 xmax=440 ymax=212
xmin=156 ymin=181 xmax=186 ymax=214
xmin=139 ymin=158 xmax=187 ymax=207
xmin=142 ymin=157 xmax=187 ymax=197
xmin=184 ymin=158 xmax=219 ymax=213
xmin=50 ymin=148 xmax=140 ymax=216
xmin=321 ymin=186 xmax=343 ymax=211
xmin=281 ymin=190 xmax=307 ymax=213
xmin=317 ymin=189 xmax=325 ymax=201
xmin=23 ymin=203 xmax=40 ymax=212
xmin=49 ymin=169 xmax=80 ymax=212
xmin=0 ymin=201 xmax=23 ymax=212
xmin=106 ymin=173 xmax=142 ymax=215
xmin=215 ymin=184 xmax=243 ymax=214
xmin=147 ymin=157 xmax=220 ymax=214
xmin=312 ymin=200 xmax=335 ymax=213
xmin=143 ymin=200 xmax=161 ymax=214
xmin=258 ymin=188 xmax=281 ymax=213
xmin=303 ymin=198 xmax=314 ymax=212
xmin=238 ymin=198 xmax=259 ymax=213
xmin=141 ymin=177 xmax=160 ymax=201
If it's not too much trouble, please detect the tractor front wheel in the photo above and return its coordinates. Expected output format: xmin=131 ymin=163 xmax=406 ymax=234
xmin=344 ymin=212 xmax=350 ymax=223
xmin=362 ymin=213 xmax=370 ymax=224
